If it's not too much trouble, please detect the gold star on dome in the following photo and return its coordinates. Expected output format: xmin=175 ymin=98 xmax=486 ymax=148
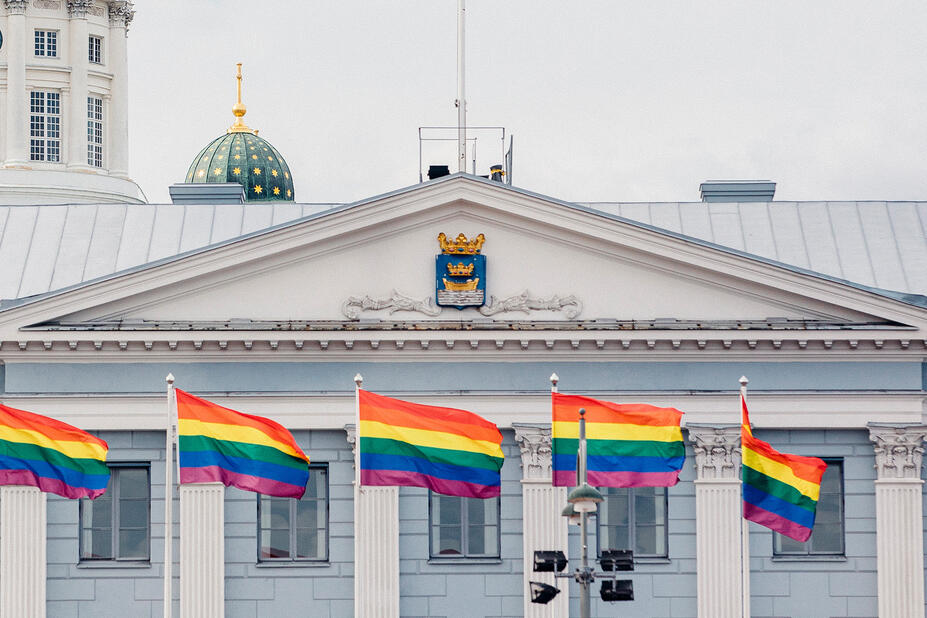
xmin=273 ymin=187 xmax=280 ymax=195
xmin=252 ymin=154 xmax=258 ymax=160
xmin=217 ymin=155 xmax=224 ymax=160
xmin=197 ymin=169 xmax=205 ymax=178
xmin=267 ymin=156 xmax=272 ymax=161
xmin=233 ymin=167 xmax=241 ymax=175
xmin=286 ymin=189 xmax=291 ymax=197
xmin=254 ymin=185 xmax=263 ymax=194
xmin=271 ymin=169 xmax=278 ymax=177
xmin=250 ymin=146 xmax=255 ymax=150
xmin=234 ymin=154 xmax=241 ymax=160
xmin=213 ymin=168 xmax=222 ymax=176
xmin=253 ymin=167 xmax=261 ymax=174
xmin=284 ymin=171 xmax=289 ymax=179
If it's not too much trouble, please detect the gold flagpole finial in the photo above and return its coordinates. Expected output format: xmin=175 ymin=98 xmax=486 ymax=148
xmin=228 ymin=62 xmax=254 ymax=134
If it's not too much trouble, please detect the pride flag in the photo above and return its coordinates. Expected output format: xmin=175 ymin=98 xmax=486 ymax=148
xmin=741 ymin=395 xmax=827 ymax=542
xmin=358 ymin=390 xmax=504 ymax=499
xmin=552 ymin=393 xmax=685 ymax=487
xmin=0 ymin=403 xmax=109 ymax=499
xmin=176 ymin=390 xmax=310 ymax=499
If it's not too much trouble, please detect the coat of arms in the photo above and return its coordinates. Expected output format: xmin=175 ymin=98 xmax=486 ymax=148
xmin=435 ymin=232 xmax=486 ymax=308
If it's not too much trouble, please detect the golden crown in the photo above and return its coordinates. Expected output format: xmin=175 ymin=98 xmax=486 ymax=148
xmin=446 ymin=261 xmax=475 ymax=276
xmin=438 ymin=232 xmax=486 ymax=255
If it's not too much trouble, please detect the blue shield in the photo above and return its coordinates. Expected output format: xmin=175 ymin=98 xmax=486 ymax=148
xmin=436 ymin=254 xmax=486 ymax=309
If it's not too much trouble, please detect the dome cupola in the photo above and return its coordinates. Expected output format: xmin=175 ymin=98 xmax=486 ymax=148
xmin=184 ymin=64 xmax=294 ymax=201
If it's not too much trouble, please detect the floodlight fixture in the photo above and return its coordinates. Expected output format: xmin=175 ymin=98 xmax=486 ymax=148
xmin=561 ymin=503 xmax=581 ymax=526
xmin=529 ymin=581 xmax=560 ymax=604
xmin=599 ymin=549 xmax=634 ymax=572
xmin=567 ymin=482 xmax=603 ymax=513
xmin=533 ymin=550 xmax=568 ymax=572
xmin=600 ymin=579 xmax=634 ymax=602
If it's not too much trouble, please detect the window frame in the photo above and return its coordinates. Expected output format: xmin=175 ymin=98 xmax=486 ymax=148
xmin=87 ymin=95 xmax=104 ymax=168
xmin=34 ymin=29 xmax=58 ymax=57
xmin=29 ymin=90 xmax=61 ymax=162
xmin=772 ymin=458 xmax=845 ymax=558
xmin=256 ymin=464 xmax=329 ymax=564
xmin=78 ymin=463 xmax=151 ymax=563
xmin=428 ymin=492 xmax=501 ymax=560
xmin=88 ymin=34 xmax=103 ymax=64
xmin=596 ymin=486 xmax=670 ymax=560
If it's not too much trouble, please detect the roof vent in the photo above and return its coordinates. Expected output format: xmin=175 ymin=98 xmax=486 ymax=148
xmin=428 ymin=165 xmax=451 ymax=180
xmin=699 ymin=180 xmax=776 ymax=202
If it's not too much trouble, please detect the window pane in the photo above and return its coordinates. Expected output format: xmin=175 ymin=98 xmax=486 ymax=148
xmin=120 ymin=499 xmax=147 ymax=529
xmin=773 ymin=460 xmax=843 ymax=556
xmin=119 ymin=469 xmax=148 ymax=498
xmin=436 ymin=496 xmax=461 ymax=525
xmin=260 ymin=530 xmax=290 ymax=559
xmin=90 ymin=528 xmax=112 ymax=559
xmin=435 ymin=526 xmax=462 ymax=555
xmin=296 ymin=527 xmax=319 ymax=559
xmin=118 ymin=529 xmax=148 ymax=560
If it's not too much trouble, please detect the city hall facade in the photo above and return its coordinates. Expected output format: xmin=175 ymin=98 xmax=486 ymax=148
xmin=1 ymin=2 xmax=927 ymax=618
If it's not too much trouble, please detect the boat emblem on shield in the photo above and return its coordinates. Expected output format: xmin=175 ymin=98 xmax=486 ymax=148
xmin=435 ymin=232 xmax=486 ymax=309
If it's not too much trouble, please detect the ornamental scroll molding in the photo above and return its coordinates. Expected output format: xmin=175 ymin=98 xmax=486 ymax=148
xmin=479 ymin=291 xmax=582 ymax=319
xmin=688 ymin=425 xmax=741 ymax=480
xmin=868 ymin=424 xmax=927 ymax=480
xmin=344 ymin=424 xmax=357 ymax=467
xmin=342 ymin=290 xmax=441 ymax=320
xmin=513 ymin=425 xmax=552 ymax=481
xmin=4 ymin=0 xmax=28 ymax=14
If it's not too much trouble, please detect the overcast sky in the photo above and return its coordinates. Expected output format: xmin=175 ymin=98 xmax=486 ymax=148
xmin=128 ymin=1 xmax=927 ymax=205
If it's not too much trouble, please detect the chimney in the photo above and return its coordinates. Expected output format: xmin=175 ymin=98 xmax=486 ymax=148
xmin=699 ymin=180 xmax=776 ymax=202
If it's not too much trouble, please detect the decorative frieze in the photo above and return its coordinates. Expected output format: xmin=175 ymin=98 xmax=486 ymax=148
xmin=33 ymin=0 xmax=61 ymax=10
xmin=868 ymin=424 xmax=927 ymax=479
xmin=688 ymin=425 xmax=741 ymax=480
xmin=342 ymin=290 xmax=441 ymax=319
xmin=513 ymin=424 xmax=553 ymax=481
xmin=479 ymin=290 xmax=582 ymax=319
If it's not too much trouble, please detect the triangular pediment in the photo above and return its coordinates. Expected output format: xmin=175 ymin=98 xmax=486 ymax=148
xmin=0 ymin=177 xmax=923 ymax=336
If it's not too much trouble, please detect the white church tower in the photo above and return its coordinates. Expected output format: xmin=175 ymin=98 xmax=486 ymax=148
xmin=0 ymin=0 xmax=142 ymax=203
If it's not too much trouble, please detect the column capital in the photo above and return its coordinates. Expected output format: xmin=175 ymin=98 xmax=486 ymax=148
xmin=868 ymin=423 xmax=927 ymax=479
xmin=513 ymin=424 xmax=552 ymax=481
xmin=67 ymin=0 xmax=93 ymax=18
xmin=3 ymin=0 xmax=27 ymax=15
xmin=688 ymin=424 xmax=741 ymax=480
xmin=344 ymin=424 xmax=357 ymax=456
xmin=107 ymin=1 xmax=134 ymax=29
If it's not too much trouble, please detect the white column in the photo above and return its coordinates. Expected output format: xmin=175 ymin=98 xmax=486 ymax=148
xmin=3 ymin=0 xmax=29 ymax=167
xmin=179 ymin=483 xmax=224 ymax=618
xmin=67 ymin=0 xmax=92 ymax=171
xmin=513 ymin=425 xmax=569 ymax=618
xmin=0 ymin=486 xmax=47 ymax=618
xmin=689 ymin=425 xmax=743 ymax=618
xmin=868 ymin=424 xmax=927 ymax=618
xmin=106 ymin=2 xmax=132 ymax=177
xmin=346 ymin=426 xmax=399 ymax=618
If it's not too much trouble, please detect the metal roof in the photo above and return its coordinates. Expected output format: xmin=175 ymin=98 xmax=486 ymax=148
xmin=0 ymin=184 xmax=923 ymax=305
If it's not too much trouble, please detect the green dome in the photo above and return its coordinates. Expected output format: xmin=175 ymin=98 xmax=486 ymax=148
xmin=185 ymin=132 xmax=294 ymax=201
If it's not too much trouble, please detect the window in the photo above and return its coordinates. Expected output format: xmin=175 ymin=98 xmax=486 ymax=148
xmin=35 ymin=30 xmax=57 ymax=57
xmin=79 ymin=465 xmax=150 ymax=561
xmin=258 ymin=465 xmax=328 ymax=562
xmin=87 ymin=96 xmax=103 ymax=167
xmin=29 ymin=91 xmax=61 ymax=162
xmin=774 ymin=459 xmax=844 ymax=556
xmin=429 ymin=493 xmax=499 ymax=558
xmin=88 ymin=35 xmax=102 ymax=63
xmin=597 ymin=486 xmax=668 ymax=558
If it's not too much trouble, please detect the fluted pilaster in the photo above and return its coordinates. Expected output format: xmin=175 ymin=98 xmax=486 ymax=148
xmin=3 ymin=1 xmax=28 ymax=167
xmin=67 ymin=1 xmax=91 ymax=170
xmin=346 ymin=425 xmax=400 ymax=618
xmin=514 ymin=424 xmax=568 ymax=618
xmin=689 ymin=425 xmax=743 ymax=618
xmin=179 ymin=483 xmax=224 ymax=618
xmin=869 ymin=424 xmax=927 ymax=618
xmin=0 ymin=486 xmax=46 ymax=618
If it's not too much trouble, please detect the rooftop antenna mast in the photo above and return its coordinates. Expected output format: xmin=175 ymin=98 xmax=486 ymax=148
xmin=456 ymin=0 xmax=467 ymax=173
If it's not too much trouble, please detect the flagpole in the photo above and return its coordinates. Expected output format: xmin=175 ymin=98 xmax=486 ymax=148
xmin=739 ymin=375 xmax=750 ymax=618
xmin=164 ymin=373 xmax=175 ymax=618
xmin=354 ymin=374 xmax=363 ymax=491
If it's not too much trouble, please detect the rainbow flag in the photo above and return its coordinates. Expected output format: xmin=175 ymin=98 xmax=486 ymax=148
xmin=0 ymin=403 xmax=109 ymax=499
xmin=176 ymin=390 xmax=310 ymax=499
xmin=741 ymin=395 xmax=827 ymax=542
xmin=358 ymin=390 xmax=504 ymax=499
xmin=552 ymin=393 xmax=685 ymax=487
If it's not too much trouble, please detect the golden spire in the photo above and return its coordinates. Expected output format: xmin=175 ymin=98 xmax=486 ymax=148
xmin=228 ymin=63 xmax=256 ymax=134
